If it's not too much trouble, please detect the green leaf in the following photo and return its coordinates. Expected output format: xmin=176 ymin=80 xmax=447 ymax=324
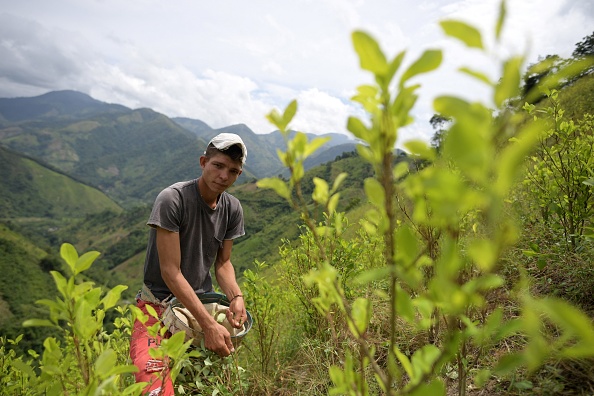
xmin=35 ymin=298 xmax=64 ymax=315
xmin=347 ymin=116 xmax=370 ymax=140
xmin=22 ymin=318 xmax=56 ymax=328
xmin=464 ymin=274 xmax=504 ymax=294
xmin=107 ymin=364 xmax=142 ymax=377
xmin=257 ymin=177 xmax=291 ymax=200
xmin=289 ymin=132 xmax=308 ymax=156
xmin=395 ymin=224 xmax=419 ymax=265
xmin=435 ymin=96 xmax=492 ymax=182
xmin=328 ymin=366 xmax=347 ymax=393
xmin=386 ymin=50 xmax=407 ymax=85
xmin=74 ymin=250 xmax=101 ymax=276
xmin=266 ymin=108 xmax=283 ymax=130
xmin=440 ymin=20 xmax=484 ymax=49
xmin=304 ymin=136 xmax=331 ymax=158
xmin=144 ymin=303 xmax=159 ymax=319
xmin=403 ymin=139 xmax=435 ymax=161
xmin=349 ymin=297 xmax=371 ymax=336
xmin=513 ymin=381 xmax=533 ymax=390
xmin=266 ymin=100 xmax=297 ymax=132
xmin=534 ymin=298 xmax=594 ymax=357
xmin=283 ymin=100 xmax=298 ymax=130
xmin=75 ymin=298 xmax=100 ymax=339
xmin=352 ymin=30 xmax=388 ymax=75
xmin=331 ymin=172 xmax=348 ymax=194
xmin=410 ymin=344 xmax=440 ymax=382
xmin=495 ymin=120 xmax=542 ymax=195
xmin=494 ymin=352 xmax=525 ymax=375
xmin=474 ymin=368 xmax=492 ymax=387
xmin=355 ymin=266 xmax=393 ymax=284
xmin=351 ymin=85 xmax=380 ymax=112
xmin=364 ymin=178 xmax=385 ymax=209
xmin=459 ymin=67 xmax=493 ymax=85
xmin=495 ymin=0 xmax=507 ymax=41
xmin=60 ymin=243 xmax=78 ymax=272
xmin=95 ymin=350 xmax=117 ymax=379
xmin=101 ymin=285 xmax=128 ymax=310
xmin=400 ymin=49 xmax=442 ymax=87
xmin=409 ymin=379 xmax=445 ymax=396
xmin=394 ymin=346 xmax=413 ymax=377
xmin=468 ymin=239 xmax=497 ymax=271
xmin=312 ymin=177 xmax=329 ymax=205
xmin=328 ymin=193 xmax=340 ymax=215
xmin=393 ymin=161 xmax=409 ymax=179
xmin=494 ymin=56 xmax=523 ymax=107
xmin=521 ymin=249 xmax=538 ymax=257
xmin=391 ymin=85 xmax=419 ymax=127
xmin=10 ymin=359 xmax=37 ymax=378
xmin=395 ymin=285 xmax=415 ymax=323
xmin=50 ymin=270 xmax=68 ymax=297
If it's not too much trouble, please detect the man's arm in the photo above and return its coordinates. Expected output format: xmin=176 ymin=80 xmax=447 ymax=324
xmin=156 ymin=227 xmax=235 ymax=356
xmin=214 ymin=239 xmax=247 ymax=329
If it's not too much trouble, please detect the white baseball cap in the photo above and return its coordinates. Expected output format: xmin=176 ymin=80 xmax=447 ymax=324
xmin=207 ymin=133 xmax=247 ymax=164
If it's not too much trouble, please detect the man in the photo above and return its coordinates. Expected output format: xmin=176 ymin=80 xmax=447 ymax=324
xmin=130 ymin=133 xmax=248 ymax=396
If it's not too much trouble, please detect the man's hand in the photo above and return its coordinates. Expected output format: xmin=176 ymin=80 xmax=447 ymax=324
xmin=227 ymin=296 xmax=247 ymax=329
xmin=202 ymin=321 xmax=235 ymax=357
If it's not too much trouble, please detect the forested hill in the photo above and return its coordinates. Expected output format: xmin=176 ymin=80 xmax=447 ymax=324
xmin=0 ymin=92 xmax=212 ymax=206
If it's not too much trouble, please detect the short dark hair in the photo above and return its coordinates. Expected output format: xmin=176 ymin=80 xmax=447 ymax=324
xmin=205 ymin=143 xmax=244 ymax=165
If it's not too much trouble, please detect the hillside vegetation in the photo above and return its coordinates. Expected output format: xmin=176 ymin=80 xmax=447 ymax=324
xmin=0 ymin=145 xmax=122 ymax=220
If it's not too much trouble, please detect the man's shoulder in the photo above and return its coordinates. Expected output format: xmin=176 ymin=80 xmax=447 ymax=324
xmin=154 ymin=179 xmax=196 ymax=204
xmin=221 ymin=191 xmax=242 ymax=208
xmin=160 ymin=179 xmax=196 ymax=195
xmin=169 ymin=179 xmax=196 ymax=191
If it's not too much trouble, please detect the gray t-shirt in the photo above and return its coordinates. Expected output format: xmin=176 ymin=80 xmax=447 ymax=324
xmin=143 ymin=178 xmax=245 ymax=300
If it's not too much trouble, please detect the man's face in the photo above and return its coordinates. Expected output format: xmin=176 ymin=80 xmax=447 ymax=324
xmin=200 ymin=152 xmax=243 ymax=194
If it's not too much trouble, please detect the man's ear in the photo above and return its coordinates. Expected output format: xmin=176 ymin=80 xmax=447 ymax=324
xmin=199 ymin=155 xmax=207 ymax=168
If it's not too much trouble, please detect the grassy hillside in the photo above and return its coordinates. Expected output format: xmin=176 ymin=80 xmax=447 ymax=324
xmin=229 ymin=182 xmax=299 ymax=271
xmin=0 ymin=108 xmax=210 ymax=206
xmin=0 ymin=223 xmax=59 ymax=351
xmin=0 ymin=145 xmax=122 ymax=219
xmin=53 ymin=206 xmax=151 ymax=300
xmin=557 ymin=72 xmax=594 ymax=120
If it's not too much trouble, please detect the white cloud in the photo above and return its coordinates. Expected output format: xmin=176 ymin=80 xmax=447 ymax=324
xmin=292 ymin=88 xmax=359 ymax=134
xmin=0 ymin=0 xmax=592 ymax=144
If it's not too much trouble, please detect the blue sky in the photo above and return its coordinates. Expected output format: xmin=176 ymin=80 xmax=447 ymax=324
xmin=0 ymin=0 xmax=592 ymax=144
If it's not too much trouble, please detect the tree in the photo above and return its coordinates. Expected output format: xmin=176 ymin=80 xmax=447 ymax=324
xmin=572 ymin=30 xmax=594 ymax=58
xmin=429 ymin=114 xmax=451 ymax=152
xmin=572 ymin=30 xmax=594 ymax=76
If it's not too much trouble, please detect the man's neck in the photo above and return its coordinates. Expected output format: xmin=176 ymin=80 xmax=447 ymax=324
xmin=197 ymin=178 xmax=218 ymax=209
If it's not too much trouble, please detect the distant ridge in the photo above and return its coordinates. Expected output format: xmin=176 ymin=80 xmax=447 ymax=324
xmin=0 ymin=90 xmax=129 ymax=123
xmin=0 ymin=90 xmax=363 ymax=205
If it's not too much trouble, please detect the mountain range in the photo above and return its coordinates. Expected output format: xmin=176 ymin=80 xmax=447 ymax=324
xmin=0 ymin=90 xmax=359 ymax=208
